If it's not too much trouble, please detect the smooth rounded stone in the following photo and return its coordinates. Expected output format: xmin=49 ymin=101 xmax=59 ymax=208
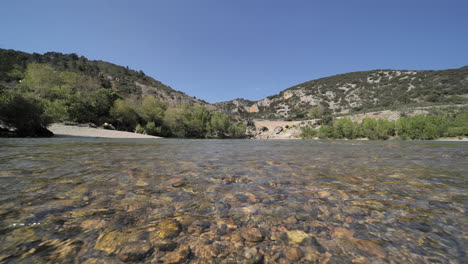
xmin=229 ymin=231 xmax=244 ymax=242
xmin=354 ymin=239 xmax=386 ymax=258
xmin=118 ymin=241 xmax=154 ymax=262
xmin=284 ymin=247 xmax=303 ymax=261
xmin=172 ymin=181 xmax=187 ymax=188
xmin=165 ymin=177 xmax=187 ymax=188
xmin=301 ymin=246 xmax=322 ymax=262
xmin=187 ymin=220 xmax=211 ymax=235
xmin=244 ymin=247 xmax=264 ymax=263
xmin=80 ymin=219 xmax=108 ymax=231
xmin=195 ymin=242 xmax=230 ymax=259
xmin=241 ymin=228 xmax=264 ymax=242
xmin=270 ymin=231 xmax=288 ymax=242
xmin=286 ymin=230 xmax=309 ymax=244
xmin=332 ymin=227 xmax=354 ymax=239
xmin=161 ymin=244 xmax=191 ymax=264
xmin=95 ymin=230 xmax=130 ymax=253
xmin=157 ymin=219 xmax=182 ymax=239
xmin=244 ymin=247 xmax=258 ymax=259
xmin=155 ymin=240 xmax=178 ymax=252
xmin=135 ymin=179 xmax=149 ymax=187
xmin=195 ymin=245 xmax=218 ymax=259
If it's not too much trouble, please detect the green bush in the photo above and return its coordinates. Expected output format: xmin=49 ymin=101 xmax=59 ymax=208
xmin=145 ymin=121 xmax=162 ymax=136
xmin=319 ymin=125 xmax=334 ymax=139
xmin=333 ymin=118 xmax=358 ymax=139
xmin=300 ymin=125 xmax=317 ymax=139
xmin=135 ymin=123 xmax=145 ymax=134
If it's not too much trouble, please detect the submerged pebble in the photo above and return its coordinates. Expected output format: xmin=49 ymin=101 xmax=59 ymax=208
xmin=0 ymin=139 xmax=466 ymax=263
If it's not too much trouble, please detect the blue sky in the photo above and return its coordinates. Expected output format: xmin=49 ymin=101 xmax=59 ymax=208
xmin=2 ymin=0 xmax=468 ymax=103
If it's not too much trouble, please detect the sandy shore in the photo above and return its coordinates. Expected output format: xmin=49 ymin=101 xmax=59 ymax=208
xmin=48 ymin=124 xmax=162 ymax=139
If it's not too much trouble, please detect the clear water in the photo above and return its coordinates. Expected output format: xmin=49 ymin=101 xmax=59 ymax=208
xmin=0 ymin=138 xmax=466 ymax=263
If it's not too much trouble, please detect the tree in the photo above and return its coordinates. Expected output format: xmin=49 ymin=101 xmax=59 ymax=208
xmin=138 ymin=96 xmax=166 ymax=124
xmin=228 ymin=123 xmax=247 ymax=138
xmin=375 ymin=119 xmax=395 ymax=140
xmin=309 ymin=106 xmax=324 ymax=119
xmin=319 ymin=125 xmax=334 ymax=139
xmin=0 ymin=91 xmax=52 ymax=136
xmin=110 ymin=99 xmax=139 ymax=131
xmin=333 ymin=118 xmax=357 ymax=139
xmin=163 ymin=106 xmax=186 ymax=137
xmin=210 ymin=112 xmax=230 ymax=137
xmin=360 ymin=117 xmax=378 ymax=139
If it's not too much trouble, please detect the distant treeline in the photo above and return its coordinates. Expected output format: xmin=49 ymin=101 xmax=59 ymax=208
xmin=301 ymin=107 xmax=468 ymax=140
xmin=0 ymin=63 xmax=245 ymax=138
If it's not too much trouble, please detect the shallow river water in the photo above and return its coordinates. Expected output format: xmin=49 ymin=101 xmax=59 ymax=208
xmin=0 ymin=138 xmax=466 ymax=263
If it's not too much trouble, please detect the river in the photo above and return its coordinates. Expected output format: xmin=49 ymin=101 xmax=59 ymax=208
xmin=0 ymin=138 xmax=466 ymax=263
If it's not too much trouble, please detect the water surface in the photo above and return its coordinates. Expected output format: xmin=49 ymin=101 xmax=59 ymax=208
xmin=0 ymin=138 xmax=466 ymax=263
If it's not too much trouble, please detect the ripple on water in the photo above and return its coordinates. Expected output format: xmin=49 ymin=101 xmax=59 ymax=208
xmin=0 ymin=138 xmax=466 ymax=263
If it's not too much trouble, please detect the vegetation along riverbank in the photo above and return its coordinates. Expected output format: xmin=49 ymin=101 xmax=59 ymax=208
xmin=1 ymin=49 xmax=467 ymax=139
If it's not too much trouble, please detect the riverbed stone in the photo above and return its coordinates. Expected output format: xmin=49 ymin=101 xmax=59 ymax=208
xmin=158 ymin=219 xmax=182 ymax=239
xmin=284 ymin=247 xmax=303 ymax=261
xmin=118 ymin=241 xmax=154 ymax=262
xmin=187 ymin=220 xmax=210 ymax=235
xmin=333 ymin=227 xmax=355 ymax=240
xmin=286 ymin=230 xmax=309 ymax=244
xmin=80 ymin=219 xmax=108 ymax=231
xmin=95 ymin=230 xmax=129 ymax=253
xmin=162 ymin=244 xmax=191 ymax=264
xmin=355 ymin=239 xmax=386 ymax=258
xmin=241 ymin=228 xmax=264 ymax=242
xmin=166 ymin=177 xmax=187 ymax=187
xmin=153 ymin=240 xmax=176 ymax=252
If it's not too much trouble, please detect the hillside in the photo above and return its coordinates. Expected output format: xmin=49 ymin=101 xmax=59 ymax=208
xmin=0 ymin=49 xmax=246 ymax=138
xmin=215 ymin=67 xmax=468 ymax=119
xmin=0 ymin=49 xmax=205 ymax=106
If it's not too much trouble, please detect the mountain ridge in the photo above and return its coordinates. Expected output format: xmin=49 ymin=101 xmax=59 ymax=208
xmin=214 ymin=66 xmax=468 ymax=119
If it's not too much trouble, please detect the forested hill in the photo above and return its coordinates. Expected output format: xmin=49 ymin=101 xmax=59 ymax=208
xmin=0 ymin=49 xmax=204 ymax=106
xmin=0 ymin=49 xmax=247 ymax=138
xmin=215 ymin=67 xmax=468 ymax=119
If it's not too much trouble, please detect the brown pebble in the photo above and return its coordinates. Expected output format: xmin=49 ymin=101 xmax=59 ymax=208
xmin=241 ymin=228 xmax=264 ymax=242
xmin=284 ymin=247 xmax=303 ymax=261
xmin=80 ymin=219 xmax=107 ymax=230
xmin=162 ymin=244 xmax=191 ymax=264
xmin=355 ymin=239 xmax=386 ymax=258
xmin=118 ymin=241 xmax=153 ymax=262
xmin=172 ymin=181 xmax=186 ymax=187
